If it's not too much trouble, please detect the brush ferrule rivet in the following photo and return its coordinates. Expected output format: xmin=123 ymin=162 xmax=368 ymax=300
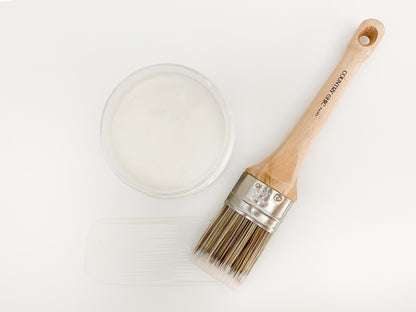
xmin=273 ymin=194 xmax=282 ymax=202
xmin=225 ymin=172 xmax=293 ymax=233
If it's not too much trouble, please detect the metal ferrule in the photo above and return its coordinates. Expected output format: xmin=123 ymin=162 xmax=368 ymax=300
xmin=225 ymin=172 xmax=293 ymax=233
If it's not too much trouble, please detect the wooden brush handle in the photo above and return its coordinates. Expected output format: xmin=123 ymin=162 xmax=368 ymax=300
xmin=246 ymin=19 xmax=385 ymax=201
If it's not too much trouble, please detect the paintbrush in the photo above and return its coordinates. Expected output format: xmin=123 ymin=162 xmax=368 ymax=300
xmin=192 ymin=19 xmax=384 ymax=289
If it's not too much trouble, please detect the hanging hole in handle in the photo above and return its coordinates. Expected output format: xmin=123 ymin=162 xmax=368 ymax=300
xmin=358 ymin=26 xmax=378 ymax=46
xmin=359 ymin=35 xmax=370 ymax=45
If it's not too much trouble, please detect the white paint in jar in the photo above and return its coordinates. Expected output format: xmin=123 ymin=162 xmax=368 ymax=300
xmin=101 ymin=64 xmax=234 ymax=197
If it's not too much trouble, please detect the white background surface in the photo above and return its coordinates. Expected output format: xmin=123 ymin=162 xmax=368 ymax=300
xmin=1 ymin=1 xmax=416 ymax=311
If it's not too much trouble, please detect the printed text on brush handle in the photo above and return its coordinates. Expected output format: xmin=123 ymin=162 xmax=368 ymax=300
xmin=315 ymin=70 xmax=348 ymax=117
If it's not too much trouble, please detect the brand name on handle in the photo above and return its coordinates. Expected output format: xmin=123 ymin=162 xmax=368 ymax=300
xmin=315 ymin=70 xmax=348 ymax=117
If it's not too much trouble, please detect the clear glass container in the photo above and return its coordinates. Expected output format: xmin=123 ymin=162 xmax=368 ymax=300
xmin=100 ymin=64 xmax=234 ymax=198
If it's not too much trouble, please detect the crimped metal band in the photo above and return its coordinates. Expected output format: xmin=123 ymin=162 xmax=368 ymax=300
xmin=225 ymin=172 xmax=293 ymax=233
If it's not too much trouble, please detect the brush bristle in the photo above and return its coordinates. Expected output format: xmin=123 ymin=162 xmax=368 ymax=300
xmin=192 ymin=205 xmax=271 ymax=288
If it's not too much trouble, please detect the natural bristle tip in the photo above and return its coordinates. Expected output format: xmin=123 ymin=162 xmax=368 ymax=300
xmin=192 ymin=205 xmax=271 ymax=288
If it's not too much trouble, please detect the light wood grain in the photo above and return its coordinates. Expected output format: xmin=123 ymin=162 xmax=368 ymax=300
xmin=246 ymin=19 xmax=385 ymax=201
